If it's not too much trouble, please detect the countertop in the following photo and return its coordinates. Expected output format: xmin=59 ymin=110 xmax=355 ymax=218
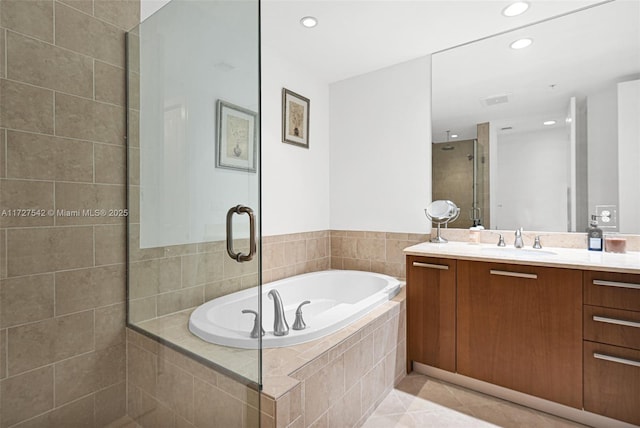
xmin=404 ymin=241 xmax=640 ymax=274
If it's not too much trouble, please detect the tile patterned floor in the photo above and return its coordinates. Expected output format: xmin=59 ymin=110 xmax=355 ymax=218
xmin=362 ymin=373 xmax=588 ymax=428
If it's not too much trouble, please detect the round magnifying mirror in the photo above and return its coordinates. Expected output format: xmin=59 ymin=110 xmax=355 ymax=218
xmin=425 ymin=200 xmax=460 ymax=243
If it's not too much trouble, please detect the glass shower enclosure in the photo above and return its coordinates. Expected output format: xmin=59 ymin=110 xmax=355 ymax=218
xmin=126 ymin=0 xmax=261 ymax=390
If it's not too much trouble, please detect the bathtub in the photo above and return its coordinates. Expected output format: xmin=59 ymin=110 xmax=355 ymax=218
xmin=188 ymin=270 xmax=402 ymax=349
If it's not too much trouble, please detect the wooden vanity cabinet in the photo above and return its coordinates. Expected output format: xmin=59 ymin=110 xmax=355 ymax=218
xmin=583 ymin=271 xmax=640 ymax=425
xmin=456 ymin=261 xmax=583 ymax=409
xmin=406 ymin=256 xmax=457 ymax=372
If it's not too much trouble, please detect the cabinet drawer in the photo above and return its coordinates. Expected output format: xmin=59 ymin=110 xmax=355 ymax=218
xmin=584 ymin=305 xmax=640 ymax=350
xmin=584 ymin=271 xmax=640 ymax=311
xmin=584 ymin=341 xmax=640 ymax=425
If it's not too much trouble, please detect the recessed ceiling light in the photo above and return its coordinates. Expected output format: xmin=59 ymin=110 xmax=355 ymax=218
xmin=543 ymin=120 xmax=556 ymax=126
xmin=451 ymin=134 xmax=459 ymax=138
xmin=510 ymin=38 xmax=533 ymax=49
xmin=502 ymin=2 xmax=529 ymax=17
xmin=300 ymin=16 xmax=318 ymax=28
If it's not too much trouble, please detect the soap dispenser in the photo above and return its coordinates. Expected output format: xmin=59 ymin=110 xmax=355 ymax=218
xmin=587 ymin=215 xmax=603 ymax=251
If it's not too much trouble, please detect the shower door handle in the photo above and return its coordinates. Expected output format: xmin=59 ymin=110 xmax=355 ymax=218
xmin=226 ymin=205 xmax=256 ymax=262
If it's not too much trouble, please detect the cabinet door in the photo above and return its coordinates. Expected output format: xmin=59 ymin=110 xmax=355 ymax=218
xmin=406 ymin=256 xmax=456 ymax=372
xmin=457 ymin=261 xmax=583 ymax=408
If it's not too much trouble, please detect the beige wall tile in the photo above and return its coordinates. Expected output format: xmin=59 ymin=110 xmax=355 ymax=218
xmin=55 ymin=264 xmax=125 ymax=315
xmin=129 ymin=297 xmax=157 ymax=323
xmin=263 ymin=242 xmax=285 ymax=270
xmin=327 ymin=381 xmax=361 ymax=428
xmin=157 ymin=286 xmax=203 ymax=316
xmin=204 ymin=277 xmax=242 ymax=301
xmin=343 ymin=258 xmax=371 ymax=271
xmin=95 ymin=224 xmax=126 ymax=265
xmin=95 ymin=142 xmax=126 ymax=184
xmin=6 ymin=226 xmax=93 ymax=277
xmin=95 ymin=303 xmax=125 ymax=350
xmin=11 ymin=395 xmax=94 ymax=428
xmin=127 ymin=146 xmax=139 ymax=185
xmin=182 ymin=252 xmax=224 ymax=287
xmin=128 ymin=223 xmax=164 ymax=262
xmin=128 ymin=109 xmax=140 ymax=147
xmin=54 ymin=343 xmax=125 ymax=405
xmin=6 ymin=131 xmax=93 ymax=182
xmin=130 ymin=257 xmax=181 ymax=298
xmin=55 ymin=93 xmax=125 ymax=145
xmin=344 ymin=333 xmax=374 ymax=391
xmin=0 ymin=79 xmax=54 ymax=134
xmin=54 ymin=2 xmax=125 ymax=67
xmin=0 ymin=229 xmax=5 ymax=279
xmin=0 ymin=179 xmax=54 ymax=227
xmin=356 ymin=238 xmax=386 ymax=261
xmin=95 ymin=381 xmax=127 ymax=426
xmin=128 ymin=69 xmax=140 ymax=110
xmin=95 ymin=60 xmax=125 ymax=106
xmin=127 ymin=343 xmax=158 ymax=396
xmin=361 ymin=361 xmax=386 ymax=414
xmin=0 ymin=366 xmax=54 ymax=427
xmin=137 ymin=390 xmax=176 ymax=428
xmin=306 ymin=237 xmax=327 ymax=260
xmin=7 ymin=310 xmax=94 ymax=375
xmin=54 ymin=182 xmax=125 ymax=226
xmin=0 ymin=31 xmax=5 ymax=79
xmin=304 ymin=367 xmax=330 ymax=424
xmin=0 ymin=0 xmax=53 ymax=43
xmin=157 ymin=359 xmax=194 ymax=422
xmin=194 ymin=379 xmax=243 ymax=428
xmin=223 ymin=252 xmax=258 ymax=279
xmin=0 ymin=273 xmax=54 ymax=328
xmin=94 ymin=0 xmax=139 ymax=30
xmin=58 ymin=0 xmax=94 ymax=14
xmin=7 ymin=31 xmax=93 ymax=97
xmin=283 ymin=240 xmax=306 ymax=265
xmin=0 ymin=329 xmax=6 ymax=379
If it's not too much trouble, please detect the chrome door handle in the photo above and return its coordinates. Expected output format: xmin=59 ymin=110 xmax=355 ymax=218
xmin=412 ymin=261 xmax=449 ymax=270
xmin=594 ymin=352 xmax=640 ymax=368
xmin=593 ymin=279 xmax=640 ymax=290
xmin=490 ymin=269 xmax=537 ymax=279
xmin=226 ymin=205 xmax=256 ymax=262
xmin=593 ymin=315 xmax=640 ymax=329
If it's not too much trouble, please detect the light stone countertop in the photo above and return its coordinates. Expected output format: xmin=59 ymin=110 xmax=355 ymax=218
xmin=404 ymin=241 xmax=640 ymax=274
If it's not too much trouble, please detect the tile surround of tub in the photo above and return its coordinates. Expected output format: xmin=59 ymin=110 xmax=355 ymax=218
xmin=0 ymin=0 xmax=138 ymax=426
xmin=127 ymin=288 xmax=406 ymax=428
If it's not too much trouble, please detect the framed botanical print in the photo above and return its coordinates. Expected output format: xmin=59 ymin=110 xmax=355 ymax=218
xmin=216 ymin=100 xmax=257 ymax=172
xmin=282 ymin=88 xmax=310 ymax=148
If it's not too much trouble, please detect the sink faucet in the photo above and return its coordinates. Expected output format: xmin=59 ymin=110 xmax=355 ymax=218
xmin=514 ymin=228 xmax=524 ymax=248
xmin=268 ymin=289 xmax=289 ymax=336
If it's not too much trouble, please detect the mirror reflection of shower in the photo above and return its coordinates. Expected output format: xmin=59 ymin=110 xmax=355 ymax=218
xmin=432 ymin=125 xmax=490 ymax=229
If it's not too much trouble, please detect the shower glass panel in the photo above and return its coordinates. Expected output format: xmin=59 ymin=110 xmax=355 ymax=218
xmin=126 ymin=0 xmax=261 ymax=389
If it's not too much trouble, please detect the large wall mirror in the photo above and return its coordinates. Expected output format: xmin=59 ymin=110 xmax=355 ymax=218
xmin=432 ymin=0 xmax=640 ymax=234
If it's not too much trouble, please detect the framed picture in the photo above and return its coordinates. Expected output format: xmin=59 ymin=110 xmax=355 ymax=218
xmin=282 ymin=88 xmax=310 ymax=148
xmin=216 ymin=100 xmax=258 ymax=172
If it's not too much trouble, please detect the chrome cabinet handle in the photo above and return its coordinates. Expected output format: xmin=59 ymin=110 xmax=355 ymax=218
xmin=490 ymin=269 xmax=538 ymax=279
xmin=226 ymin=205 xmax=256 ymax=262
xmin=412 ymin=262 xmax=449 ymax=270
xmin=594 ymin=352 xmax=640 ymax=368
xmin=593 ymin=315 xmax=640 ymax=329
xmin=593 ymin=279 xmax=640 ymax=290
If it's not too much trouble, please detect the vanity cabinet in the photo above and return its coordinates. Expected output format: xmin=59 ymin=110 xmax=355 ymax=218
xmin=583 ymin=271 xmax=640 ymax=426
xmin=456 ymin=261 xmax=583 ymax=408
xmin=406 ymin=256 xmax=456 ymax=372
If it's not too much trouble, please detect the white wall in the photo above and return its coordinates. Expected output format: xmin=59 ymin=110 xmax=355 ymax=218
xmin=495 ymin=127 xmax=569 ymax=232
xmin=329 ymin=57 xmax=432 ymax=234
xmin=260 ymin=45 xmax=331 ymax=236
xmin=587 ymin=86 xmax=619 ymax=218
xmin=618 ymin=79 xmax=640 ymax=234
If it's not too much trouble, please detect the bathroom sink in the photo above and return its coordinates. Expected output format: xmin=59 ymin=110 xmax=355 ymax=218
xmin=480 ymin=247 xmax=557 ymax=258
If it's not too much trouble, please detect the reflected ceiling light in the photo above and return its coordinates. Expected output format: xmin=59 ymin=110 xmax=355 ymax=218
xmin=543 ymin=120 xmax=556 ymax=126
xmin=502 ymin=2 xmax=530 ymax=17
xmin=300 ymin=16 xmax=318 ymax=28
xmin=510 ymin=38 xmax=533 ymax=49
xmin=451 ymin=134 xmax=459 ymax=138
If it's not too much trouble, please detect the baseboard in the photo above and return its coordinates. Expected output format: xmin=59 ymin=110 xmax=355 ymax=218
xmin=412 ymin=362 xmax=637 ymax=428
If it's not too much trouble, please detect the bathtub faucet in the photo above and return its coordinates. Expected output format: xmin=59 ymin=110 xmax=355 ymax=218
xmin=268 ymin=289 xmax=289 ymax=336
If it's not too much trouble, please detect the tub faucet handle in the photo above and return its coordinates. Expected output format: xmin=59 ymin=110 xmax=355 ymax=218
xmin=241 ymin=309 xmax=264 ymax=339
xmin=292 ymin=301 xmax=311 ymax=331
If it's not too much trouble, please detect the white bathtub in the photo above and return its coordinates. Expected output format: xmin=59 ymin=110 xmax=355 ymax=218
xmin=188 ymin=270 xmax=402 ymax=349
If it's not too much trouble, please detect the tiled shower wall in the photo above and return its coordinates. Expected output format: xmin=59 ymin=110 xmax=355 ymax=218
xmin=0 ymin=0 xmax=138 ymax=426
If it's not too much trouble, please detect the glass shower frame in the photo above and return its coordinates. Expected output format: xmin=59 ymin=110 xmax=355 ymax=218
xmin=125 ymin=0 xmax=262 ymax=392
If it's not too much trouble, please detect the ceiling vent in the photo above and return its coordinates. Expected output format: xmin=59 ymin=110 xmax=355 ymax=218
xmin=482 ymin=94 xmax=510 ymax=107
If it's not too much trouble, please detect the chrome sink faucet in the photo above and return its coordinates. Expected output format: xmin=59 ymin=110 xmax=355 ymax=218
xmin=514 ymin=228 xmax=524 ymax=248
xmin=268 ymin=289 xmax=289 ymax=336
